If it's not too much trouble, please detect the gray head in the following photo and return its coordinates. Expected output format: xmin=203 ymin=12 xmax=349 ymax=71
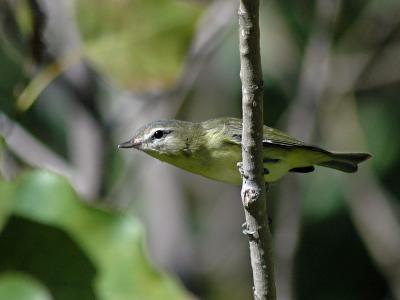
xmin=118 ymin=120 xmax=196 ymax=156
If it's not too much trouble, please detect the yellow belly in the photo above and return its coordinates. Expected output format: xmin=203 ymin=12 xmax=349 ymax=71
xmin=152 ymin=144 xmax=328 ymax=184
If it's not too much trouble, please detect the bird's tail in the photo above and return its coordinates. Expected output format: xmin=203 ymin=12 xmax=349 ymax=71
xmin=317 ymin=152 xmax=371 ymax=173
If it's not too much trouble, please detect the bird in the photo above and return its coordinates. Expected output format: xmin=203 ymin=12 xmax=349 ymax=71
xmin=118 ymin=118 xmax=371 ymax=184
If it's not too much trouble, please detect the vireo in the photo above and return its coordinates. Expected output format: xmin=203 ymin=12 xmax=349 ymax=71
xmin=118 ymin=118 xmax=370 ymax=184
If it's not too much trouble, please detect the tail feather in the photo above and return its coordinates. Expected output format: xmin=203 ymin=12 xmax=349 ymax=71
xmin=318 ymin=152 xmax=371 ymax=173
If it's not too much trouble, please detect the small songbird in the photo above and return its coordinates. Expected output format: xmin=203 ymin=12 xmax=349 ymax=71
xmin=118 ymin=118 xmax=371 ymax=184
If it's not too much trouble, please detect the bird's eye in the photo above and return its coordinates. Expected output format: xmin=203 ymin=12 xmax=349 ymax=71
xmin=153 ymin=130 xmax=164 ymax=139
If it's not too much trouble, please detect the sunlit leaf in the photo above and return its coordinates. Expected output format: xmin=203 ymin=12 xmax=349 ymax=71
xmin=0 ymin=272 xmax=51 ymax=300
xmin=0 ymin=170 xmax=188 ymax=300
xmin=75 ymin=0 xmax=203 ymax=89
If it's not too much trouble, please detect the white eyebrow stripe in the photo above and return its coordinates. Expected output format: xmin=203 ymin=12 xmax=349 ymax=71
xmin=144 ymin=128 xmax=171 ymax=140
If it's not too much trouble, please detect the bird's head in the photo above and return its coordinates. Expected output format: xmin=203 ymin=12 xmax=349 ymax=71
xmin=118 ymin=120 xmax=197 ymax=158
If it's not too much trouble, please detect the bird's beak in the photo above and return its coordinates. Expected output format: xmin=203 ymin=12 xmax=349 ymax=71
xmin=118 ymin=139 xmax=141 ymax=149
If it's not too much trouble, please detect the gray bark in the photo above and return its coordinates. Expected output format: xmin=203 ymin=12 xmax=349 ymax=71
xmin=238 ymin=0 xmax=276 ymax=299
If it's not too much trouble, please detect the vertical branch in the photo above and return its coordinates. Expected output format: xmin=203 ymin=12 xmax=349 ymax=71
xmin=238 ymin=0 xmax=276 ymax=299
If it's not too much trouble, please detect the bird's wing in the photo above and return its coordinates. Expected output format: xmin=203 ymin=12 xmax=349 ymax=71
xmin=261 ymin=126 xmax=305 ymax=147
xmin=207 ymin=117 xmax=305 ymax=147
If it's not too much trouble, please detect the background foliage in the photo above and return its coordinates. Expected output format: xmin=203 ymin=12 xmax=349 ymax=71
xmin=1 ymin=0 xmax=400 ymax=299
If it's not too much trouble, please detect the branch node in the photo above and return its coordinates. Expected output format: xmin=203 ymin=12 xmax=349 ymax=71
xmin=237 ymin=161 xmax=247 ymax=179
xmin=238 ymin=7 xmax=246 ymax=17
xmin=243 ymin=188 xmax=260 ymax=208
xmin=242 ymin=222 xmax=257 ymax=240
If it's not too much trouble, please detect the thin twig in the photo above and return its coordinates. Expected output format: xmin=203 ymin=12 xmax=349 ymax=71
xmin=238 ymin=0 xmax=276 ymax=299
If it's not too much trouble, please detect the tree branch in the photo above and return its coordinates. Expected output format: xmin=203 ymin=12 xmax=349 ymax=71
xmin=238 ymin=0 xmax=276 ymax=299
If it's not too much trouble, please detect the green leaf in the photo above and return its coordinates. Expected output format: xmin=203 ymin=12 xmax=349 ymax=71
xmin=0 ymin=170 xmax=188 ymax=300
xmin=75 ymin=0 xmax=203 ymax=89
xmin=0 ymin=272 xmax=51 ymax=300
xmin=0 ymin=179 xmax=14 ymax=231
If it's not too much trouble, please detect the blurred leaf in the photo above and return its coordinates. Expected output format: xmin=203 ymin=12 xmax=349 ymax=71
xmin=358 ymin=99 xmax=400 ymax=175
xmin=0 ymin=216 xmax=97 ymax=300
xmin=0 ymin=140 xmax=14 ymax=230
xmin=0 ymin=1 xmax=31 ymax=115
xmin=0 ymin=170 xmax=188 ymax=300
xmin=301 ymin=170 xmax=345 ymax=221
xmin=0 ymin=272 xmax=51 ymax=300
xmin=0 ymin=179 xmax=13 ymax=232
xmin=0 ymin=38 xmax=28 ymax=115
xmin=75 ymin=0 xmax=203 ymax=89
